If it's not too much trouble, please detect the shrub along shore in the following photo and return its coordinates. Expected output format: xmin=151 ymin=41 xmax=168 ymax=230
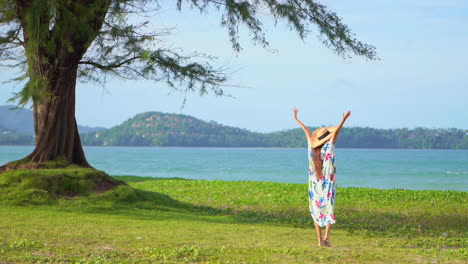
xmin=0 ymin=174 xmax=466 ymax=263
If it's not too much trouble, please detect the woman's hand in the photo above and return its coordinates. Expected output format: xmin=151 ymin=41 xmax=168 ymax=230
xmin=293 ymin=106 xmax=311 ymax=139
xmin=332 ymin=110 xmax=351 ymax=144
xmin=343 ymin=110 xmax=351 ymax=120
xmin=293 ymin=107 xmax=299 ymax=120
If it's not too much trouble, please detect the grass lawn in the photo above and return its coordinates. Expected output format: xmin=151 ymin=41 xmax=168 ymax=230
xmin=0 ymin=175 xmax=466 ymax=263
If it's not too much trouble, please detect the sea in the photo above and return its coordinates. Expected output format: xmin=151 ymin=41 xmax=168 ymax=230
xmin=1 ymin=146 xmax=467 ymax=191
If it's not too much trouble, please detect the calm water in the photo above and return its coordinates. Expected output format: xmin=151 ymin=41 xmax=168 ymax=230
xmin=1 ymin=146 xmax=467 ymax=191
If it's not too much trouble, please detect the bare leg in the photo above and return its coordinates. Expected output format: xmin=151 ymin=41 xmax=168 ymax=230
xmin=314 ymin=222 xmax=324 ymax=246
xmin=324 ymin=224 xmax=332 ymax=246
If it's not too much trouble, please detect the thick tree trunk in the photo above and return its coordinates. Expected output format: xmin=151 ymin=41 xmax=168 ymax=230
xmin=27 ymin=63 xmax=90 ymax=167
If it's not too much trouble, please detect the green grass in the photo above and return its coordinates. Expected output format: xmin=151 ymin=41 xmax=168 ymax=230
xmin=0 ymin=168 xmax=124 ymax=205
xmin=0 ymin=174 xmax=466 ymax=263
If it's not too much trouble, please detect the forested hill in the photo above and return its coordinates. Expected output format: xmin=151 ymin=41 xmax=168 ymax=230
xmin=1 ymin=110 xmax=467 ymax=148
xmin=81 ymin=112 xmax=268 ymax=147
xmin=80 ymin=111 xmax=468 ymax=149
xmin=266 ymin=127 xmax=468 ymax=149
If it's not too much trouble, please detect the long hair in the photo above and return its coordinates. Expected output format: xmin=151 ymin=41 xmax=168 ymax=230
xmin=313 ymin=144 xmax=324 ymax=180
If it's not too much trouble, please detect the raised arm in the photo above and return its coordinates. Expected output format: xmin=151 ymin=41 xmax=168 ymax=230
xmin=293 ymin=107 xmax=312 ymax=140
xmin=332 ymin=111 xmax=351 ymax=144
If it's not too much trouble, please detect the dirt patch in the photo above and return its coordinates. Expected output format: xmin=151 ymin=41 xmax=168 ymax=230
xmin=93 ymin=176 xmax=124 ymax=194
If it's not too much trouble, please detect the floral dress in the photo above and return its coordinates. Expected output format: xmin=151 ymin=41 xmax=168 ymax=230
xmin=308 ymin=139 xmax=337 ymax=227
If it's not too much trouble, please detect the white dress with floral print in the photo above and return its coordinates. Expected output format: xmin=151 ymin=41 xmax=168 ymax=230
xmin=307 ymin=139 xmax=337 ymax=227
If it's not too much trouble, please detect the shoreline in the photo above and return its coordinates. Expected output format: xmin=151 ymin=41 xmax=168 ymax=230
xmin=2 ymin=147 xmax=467 ymax=192
xmin=1 ymin=145 xmax=467 ymax=150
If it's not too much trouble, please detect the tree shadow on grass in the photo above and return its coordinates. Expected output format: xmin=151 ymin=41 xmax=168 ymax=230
xmin=57 ymin=184 xmax=467 ymax=243
xmin=58 ymin=187 xmax=239 ymax=225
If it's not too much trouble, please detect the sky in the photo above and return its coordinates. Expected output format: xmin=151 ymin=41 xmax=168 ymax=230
xmin=1 ymin=0 xmax=467 ymax=133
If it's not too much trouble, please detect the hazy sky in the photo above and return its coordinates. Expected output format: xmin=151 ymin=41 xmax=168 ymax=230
xmin=1 ymin=0 xmax=467 ymax=132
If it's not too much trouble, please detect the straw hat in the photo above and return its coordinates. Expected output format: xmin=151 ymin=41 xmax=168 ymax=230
xmin=311 ymin=127 xmax=336 ymax=148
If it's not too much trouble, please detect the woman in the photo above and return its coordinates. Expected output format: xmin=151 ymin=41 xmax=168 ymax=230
xmin=293 ymin=107 xmax=351 ymax=247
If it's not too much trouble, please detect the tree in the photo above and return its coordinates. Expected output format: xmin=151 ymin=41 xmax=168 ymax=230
xmin=0 ymin=0 xmax=377 ymax=172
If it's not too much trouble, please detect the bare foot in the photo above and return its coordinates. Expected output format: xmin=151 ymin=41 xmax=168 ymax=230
xmin=323 ymin=239 xmax=331 ymax=247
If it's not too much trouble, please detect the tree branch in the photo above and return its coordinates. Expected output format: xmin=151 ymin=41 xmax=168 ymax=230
xmin=79 ymin=56 xmax=141 ymax=70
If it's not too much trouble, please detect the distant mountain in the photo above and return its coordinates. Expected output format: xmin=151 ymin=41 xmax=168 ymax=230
xmin=81 ymin=112 xmax=269 ymax=147
xmin=78 ymin=124 xmax=107 ymax=134
xmin=1 ymin=106 xmax=467 ymax=148
xmin=0 ymin=105 xmax=106 ymax=134
xmin=0 ymin=105 xmax=33 ymax=134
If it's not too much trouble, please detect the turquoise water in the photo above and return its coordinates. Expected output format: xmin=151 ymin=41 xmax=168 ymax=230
xmin=1 ymin=146 xmax=467 ymax=191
